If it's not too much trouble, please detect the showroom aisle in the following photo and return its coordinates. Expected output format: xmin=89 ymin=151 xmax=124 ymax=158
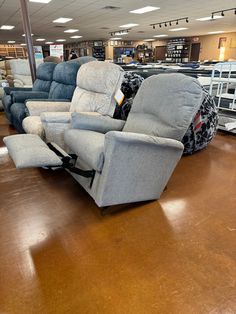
xmin=0 ymin=112 xmax=235 ymax=314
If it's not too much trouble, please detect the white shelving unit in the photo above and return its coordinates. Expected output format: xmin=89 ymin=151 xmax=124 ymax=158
xmin=209 ymin=62 xmax=236 ymax=133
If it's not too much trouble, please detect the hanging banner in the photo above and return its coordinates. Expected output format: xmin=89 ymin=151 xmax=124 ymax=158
xmin=34 ymin=46 xmax=43 ymax=61
xmin=50 ymin=44 xmax=64 ymax=61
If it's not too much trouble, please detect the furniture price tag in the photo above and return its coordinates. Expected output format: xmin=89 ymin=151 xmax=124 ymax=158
xmin=114 ymin=89 xmax=124 ymax=106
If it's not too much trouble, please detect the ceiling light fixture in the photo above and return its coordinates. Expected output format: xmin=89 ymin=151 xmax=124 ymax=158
xmin=110 ymin=37 xmax=122 ymax=40
xmin=150 ymin=17 xmax=189 ymax=30
xmin=64 ymin=29 xmax=79 ymax=33
xmin=153 ymin=34 xmax=168 ymax=38
xmin=56 ymin=39 xmax=66 ymax=42
xmin=45 ymin=41 xmax=54 ymax=44
xmin=196 ymin=15 xmax=223 ymax=21
xmin=143 ymin=39 xmax=155 ymax=41
xmin=0 ymin=25 xmax=15 ymax=30
xmin=21 ymin=43 xmax=26 ymax=46
xmin=208 ymin=31 xmax=224 ymax=34
xmin=36 ymin=38 xmax=45 ymax=41
xmin=8 ymin=41 xmax=15 ymax=43
xmin=22 ymin=33 xmax=34 ymax=36
xmin=70 ymin=35 xmax=82 ymax=38
xmin=169 ymin=27 xmax=188 ymax=32
xmin=119 ymin=23 xmax=139 ymax=28
xmin=29 ymin=0 xmax=52 ymax=3
xmin=53 ymin=17 xmax=72 ymax=23
xmin=129 ymin=6 xmax=160 ymax=14
xmin=211 ymin=7 xmax=236 ymax=19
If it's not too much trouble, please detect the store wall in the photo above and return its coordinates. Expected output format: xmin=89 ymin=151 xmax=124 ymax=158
xmin=197 ymin=32 xmax=236 ymax=61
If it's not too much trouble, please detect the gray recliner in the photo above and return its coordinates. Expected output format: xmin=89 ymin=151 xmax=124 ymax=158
xmin=62 ymin=73 xmax=203 ymax=207
xmin=4 ymin=73 xmax=203 ymax=210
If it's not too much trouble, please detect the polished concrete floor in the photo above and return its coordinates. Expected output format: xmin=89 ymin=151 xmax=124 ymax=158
xmin=0 ymin=112 xmax=236 ymax=314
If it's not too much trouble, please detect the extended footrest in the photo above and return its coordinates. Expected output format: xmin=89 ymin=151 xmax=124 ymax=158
xmin=3 ymin=134 xmax=63 ymax=169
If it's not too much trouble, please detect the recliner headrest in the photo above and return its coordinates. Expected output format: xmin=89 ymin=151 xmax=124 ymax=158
xmin=36 ymin=62 xmax=56 ymax=81
xmin=53 ymin=61 xmax=80 ymax=86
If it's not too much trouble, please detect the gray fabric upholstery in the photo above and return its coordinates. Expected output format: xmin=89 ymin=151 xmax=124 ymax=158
xmin=3 ymin=134 xmax=62 ymax=168
xmin=22 ymin=116 xmax=44 ymax=138
xmin=70 ymin=61 xmax=124 ymax=116
xmin=64 ymin=129 xmax=105 ymax=172
xmin=64 ymin=73 xmax=203 ymax=207
xmin=26 ymin=101 xmax=71 ymax=116
xmin=123 ymin=73 xmax=203 ymax=141
xmin=71 ymin=113 xmax=125 ymax=133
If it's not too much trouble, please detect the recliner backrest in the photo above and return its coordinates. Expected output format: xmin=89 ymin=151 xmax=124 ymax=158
xmin=48 ymin=57 xmax=95 ymax=100
xmin=70 ymin=61 xmax=124 ymax=116
xmin=32 ymin=62 xmax=56 ymax=93
xmin=9 ymin=59 xmax=42 ymax=86
xmin=123 ymin=73 xmax=203 ymax=141
xmin=48 ymin=61 xmax=80 ymax=100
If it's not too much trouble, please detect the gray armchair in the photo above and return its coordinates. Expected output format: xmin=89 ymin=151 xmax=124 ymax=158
xmin=63 ymin=73 xmax=203 ymax=207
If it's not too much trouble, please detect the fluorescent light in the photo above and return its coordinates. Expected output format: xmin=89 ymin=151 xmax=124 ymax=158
xmin=64 ymin=29 xmax=79 ymax=33
xmin=196 ymin=15 xmax=223 ymax=21
xmin=130 ymin=6 xmax=160 ymax=14
xmin=169 ymin=27 xmax=188 ymax=32
xmin=36 ymin=38 xmax=45 ymax=41
xmin=21 ymin=43 xmax=26 ymax=46
xmin=110 ymin=37 xmax=122 ymax=40
xmin=70 ymin=35 xmax=82 ymax=39
xmin=22 ymin=33 xmax=34 ymax=36
xmin=8 ymin=41 xmax=15 ymax=43
xmin=143 ymin=39 xmax=155 ymax=41
xmin=29 ymin=0 xmax=52 ymax=3
xmin=115 ymin=31 xmax=128 ymax=35
xmin=0 ymin=25 xmax=15 ymax=30
xmin=53 ymin=17 xmax=72 ymax=23
xmin=45 ymin=41 xmax=54 ymax=44
xmin=208 ymin=31 xmax=224 ymax=34
xmin=56 ymin=39 xmax=66 ymax=42
xmin=153 ymin=34 xmax=168 ymax=38
xmin=119 ymin=23 xmax=139 ymax=28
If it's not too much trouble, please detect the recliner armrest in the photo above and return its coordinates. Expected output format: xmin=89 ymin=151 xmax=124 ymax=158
xmin=105 ymin=131 xmax=184 ymax=151
xmin=26 ymin=101 xmax=71 ymax=116
xmin=71 ymin=113 xmax=125 ymax=133
xmin=4 ymin=86 xmax=32 ymax=95
xmin=41 ymin=112 xmax=72 ymax=123
xmin=11 ymin=91 xmax=49 ymax=103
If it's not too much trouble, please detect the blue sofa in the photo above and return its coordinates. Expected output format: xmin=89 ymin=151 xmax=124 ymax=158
xmin=4 ymin=57 xmax=94 ymax=133
xmin=2 ymin=62 xmax=56 ymax=123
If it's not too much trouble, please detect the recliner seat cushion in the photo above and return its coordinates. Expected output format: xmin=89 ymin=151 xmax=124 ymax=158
xmin=64 ymin=129 xmax=105 ymax=172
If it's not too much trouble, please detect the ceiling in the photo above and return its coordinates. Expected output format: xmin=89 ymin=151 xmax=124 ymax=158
xmin=0 ymin=0 xmax=236 ymax=44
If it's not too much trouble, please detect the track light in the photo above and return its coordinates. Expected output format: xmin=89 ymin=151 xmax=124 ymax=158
xmin=234 ymin=8 xmax=236 ymax=14
xmin=186 ymin=18 xmax=189 ymax=23
xmin=165 ymin=22 xmax=167 ymax=27
xmin=169 ymin=22 xmax=172 ymax=26
xmin=176 ymin=20 xmax=179 ymax=25
xmin=211 ymin=13 xmax=214 ymax=19
xmin=221 ymin=11 xmax=224 ymax=16
xmin=159 ymin=24 xmax=162 ymax=28
xmin=153 ymin=25 xmax=155 ymax=29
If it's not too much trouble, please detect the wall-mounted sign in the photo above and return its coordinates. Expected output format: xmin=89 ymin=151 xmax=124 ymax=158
xmin=50 ymin=44 xmax=64 ymax=61
xmin=34 ymin=46 xmax=43 ymax=60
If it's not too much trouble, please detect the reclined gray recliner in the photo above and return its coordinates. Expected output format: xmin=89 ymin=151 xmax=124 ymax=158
xmin=4 ymin=73 xmax=203 ymax=210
